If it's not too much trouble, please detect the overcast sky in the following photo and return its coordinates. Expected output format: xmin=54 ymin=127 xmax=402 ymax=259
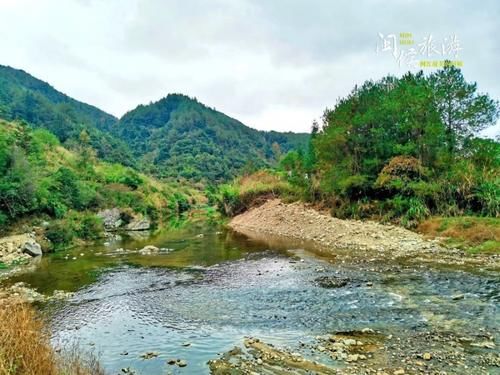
xmin=0 ymin=0 xmax=498 ymax=136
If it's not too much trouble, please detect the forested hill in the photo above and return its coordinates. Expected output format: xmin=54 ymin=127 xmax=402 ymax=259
xmin=0 ymin=65 xmax=309 ymax=182
xmin=113 ymin=94 xmax=309 ymax=181
xmin=0 ymin=65 xmax=135 ymax=166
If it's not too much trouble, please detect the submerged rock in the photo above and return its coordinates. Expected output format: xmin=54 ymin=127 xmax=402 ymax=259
xmin=140 ymin=351 xmax=159 ymax=359
xmin=314 ymin=275 xmax=349 ymax=288
xmin=471 ymin=341 xmax=495 ymax=349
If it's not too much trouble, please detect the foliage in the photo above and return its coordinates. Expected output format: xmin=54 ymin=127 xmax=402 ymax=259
xmin=0 ymin=120 xmax=199 ymax=249
xmin=279 ymin=65 xmax=499 ymax=226
xmin=0 ymin=65 xmax=134 ymax=166
xmin=216 ymin=170 xmax=301 ymax=216
xmin=418 ymin=216 xmax=500 ymax=253
xmin=114 ymin=94 xmax=309 ymax=182
xmin=167 ymin=192 xmax=191 ymax=216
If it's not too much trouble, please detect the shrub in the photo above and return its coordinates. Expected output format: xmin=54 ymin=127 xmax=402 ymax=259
xmin=118 ymin=170 xmax=143 ymax=189
xmin=168 ymin=192 xmax=191 ymax=215
xmin=473 ymin=181 xmax=500 ymax=217
xmin=98 ymin=163 xmax=143 ymax=189
xmin=217 ymin=184 xmax=241 ymax=216
xmin=75 ymin=213 xmax=103 ymax=240
xmin=45 ymin=220 xmax=75 ymax=250
xmin=376 ymin=156 xmax=425 ymax=191
xmin=389 ymin=195 xmax=430 ymax=228
xmin=338 ymin=175 xmax=371 ymax=199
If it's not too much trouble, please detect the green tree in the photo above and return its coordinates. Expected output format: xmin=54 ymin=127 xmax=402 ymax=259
xmin=430 ymin=64 xmax=499 ymax=154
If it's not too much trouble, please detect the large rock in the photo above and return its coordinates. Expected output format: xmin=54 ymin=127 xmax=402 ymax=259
xmin=139 ymin=245 xmax=159 ymax=255
xmin=125 ymin=217 xmax=151 ymax=231
xmin=97 ymin=208 xmax=123 ymax=231
xmin=22 ymin=241 xmax=42 ymax=257
xmin=0 ymin=233 xmax=41 ymax=265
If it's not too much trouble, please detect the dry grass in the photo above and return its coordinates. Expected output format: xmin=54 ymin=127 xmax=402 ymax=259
xmin=0 ymin=301 xmax=57 ymax=375
xmin=418 ymin=216 xmax=500 ymax=253
xmin=235 ymin=171 xmax=301 ymax=210
xmin=237 ymin=170 xmax=299 ymax=199
xmin=0 ymin=301 xmax=105 ymax=375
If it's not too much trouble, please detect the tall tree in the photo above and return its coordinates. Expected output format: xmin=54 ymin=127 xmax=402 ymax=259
xmin=429 ymin=64 xmax=499 ymax=154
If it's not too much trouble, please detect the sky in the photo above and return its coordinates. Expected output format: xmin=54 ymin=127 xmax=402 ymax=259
xmin=0 ymin=0 xmax=499 ymax=137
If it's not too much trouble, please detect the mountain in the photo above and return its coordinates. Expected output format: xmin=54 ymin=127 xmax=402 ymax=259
xmin=114 ymin=94 xmax=309 ymax=181
xmin=0 ymin=65 xmax=309 ymax=182
xmin=0 ymin=65 xmax=134 ymax=166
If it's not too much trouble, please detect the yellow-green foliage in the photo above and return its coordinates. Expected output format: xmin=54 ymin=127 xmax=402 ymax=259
xmin=418 ymin=216 xmax=500 ymax=253
xmin=0 ymin=120 xmax=201 ymax=245
xmin=217 ymin=170 xmax=300 ymax=216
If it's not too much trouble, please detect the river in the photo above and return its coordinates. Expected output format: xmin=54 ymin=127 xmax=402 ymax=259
xmin=3 ymin=220 xmax=499 ymax=374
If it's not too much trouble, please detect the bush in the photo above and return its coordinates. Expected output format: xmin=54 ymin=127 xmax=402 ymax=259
xmin=45 ymin=220 xmax=75 ymax=250
xmin=168 ymin=192 xmax=191 ymax=215
xmin=75 ymin=213 xmax=103 ymax=240
xmin=45 ymin=212 xmax=104 ymax=250
xmin=389 ymin=195 xmax=430 ymax=228
xmin=473 ymin=181 xmax=499 ymax=217
xmin=118 ymin=170 xmax=143 ymax=189
xmin=99 ymin=163 xmax=143 ymax=189
xmin=217 ymin=184 xmax=241 ymax=216
xmin=375 ymin=156 xmax=425 ymax=193
xmin=338 ymin=175 xmax=371 ymax=199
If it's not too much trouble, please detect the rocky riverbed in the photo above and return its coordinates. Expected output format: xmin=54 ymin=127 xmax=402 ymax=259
xmin=0 ymin=220 xmax=498 ymax=374
xmin=0 ymin=232 xmax=42 ymax=266
xmin=229 ymin=199 xmax=499 ymax=270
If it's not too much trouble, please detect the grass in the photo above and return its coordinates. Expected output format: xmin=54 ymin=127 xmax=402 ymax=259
xmin=236 ymin=170 xmax=301 ymax=204
xmin=0 ymin=302 xmax=105 ymax=375
xmin=218 ymin=170 xmax=302 ymax=216
xmin=418 ymin=216 xmax=500 ymax=254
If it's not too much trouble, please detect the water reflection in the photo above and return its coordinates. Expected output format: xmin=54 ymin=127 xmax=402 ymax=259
xmin=3 ymin=222 xmax=499 ymax=374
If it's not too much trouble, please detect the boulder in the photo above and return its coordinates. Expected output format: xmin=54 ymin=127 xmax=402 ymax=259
xmin=139 ymin=245 xmax=159 ymax=255
xmin=22 ymin=240 xmax=42 ymax=257
xmin=125 ymin=217 xmax=150 ymax=231
xmin=97 ymin=208 xmax=123 ymax=231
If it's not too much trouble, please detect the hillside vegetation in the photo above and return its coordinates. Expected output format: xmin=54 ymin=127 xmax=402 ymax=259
xmin=0 ymin=119 xmax=199 ymax=249
xmin=0 ymin=65 xmax=134 ymax=166
xmin=0 ymin=65 xmax=308 ymax=183
xmin=113 ymin=94 xmax=309 ymax=181
xmin=219 ymin=65 xmax=499 ymax=250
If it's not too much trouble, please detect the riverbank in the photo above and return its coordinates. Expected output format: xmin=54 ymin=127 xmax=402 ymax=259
xmin=229 ymin=199 xmax=499 ymax=271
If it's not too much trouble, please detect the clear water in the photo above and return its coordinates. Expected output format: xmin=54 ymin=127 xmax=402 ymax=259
xmin=3 ymin=221 xmax=499 ymax=374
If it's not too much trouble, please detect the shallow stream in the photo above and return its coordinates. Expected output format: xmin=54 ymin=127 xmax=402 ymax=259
xmin=3 ymin=222 xmax=499 ymax=374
